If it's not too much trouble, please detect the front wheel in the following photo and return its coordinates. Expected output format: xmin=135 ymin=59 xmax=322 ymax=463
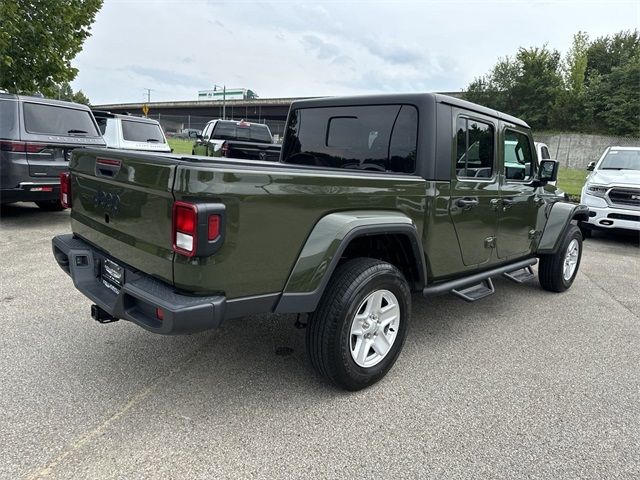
xmin=538 ymin=224 xmax=583 ymax=292
xmin=306 ymin=258 xmax=411 ymax=391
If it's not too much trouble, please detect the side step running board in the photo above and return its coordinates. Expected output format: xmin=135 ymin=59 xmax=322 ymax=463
xmin=423 ymin=258 xmax=537 ymax=299
xmin=503 ymin=266 xmax=535 ymax=284
xmin=452 ymin=278 xmax=495 ymax=302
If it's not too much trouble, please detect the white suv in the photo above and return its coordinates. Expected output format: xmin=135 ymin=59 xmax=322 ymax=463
xmin=580 ymin=146 xmax=640 ymax=235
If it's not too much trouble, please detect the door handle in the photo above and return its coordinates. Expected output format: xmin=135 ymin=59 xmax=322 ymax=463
xmin=502 ymin=198 xmax=515 ymax=209
xmin=455 ymin=197 xmax=479 ymax=209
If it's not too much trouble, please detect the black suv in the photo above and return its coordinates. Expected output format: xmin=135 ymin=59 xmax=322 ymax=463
xmin=0 ymin=93 xmax=105 ymax=210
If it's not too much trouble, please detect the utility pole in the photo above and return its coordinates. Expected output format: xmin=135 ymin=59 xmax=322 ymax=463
xmin=214 ymin=84 xmax=226 ymax=120
xmin=144 ymin=88 xmax=153 ymax=103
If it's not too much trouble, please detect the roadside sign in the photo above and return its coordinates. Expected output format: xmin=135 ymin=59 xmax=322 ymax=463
xmin=142 ymin=104 xmax=149 ymax=116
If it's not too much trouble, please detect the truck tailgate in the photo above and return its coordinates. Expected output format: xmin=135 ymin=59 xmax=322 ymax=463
xmin=69 ymin=148 xmax=177 ymax=285
xmin=228 ymin=141 xmax=281 ymax=162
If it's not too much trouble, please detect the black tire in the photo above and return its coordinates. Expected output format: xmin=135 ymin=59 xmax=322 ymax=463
xmin=306 ymin=257 xmax=411 ymax=391
xmin=539 ymin=224 xmax=583 ymax=292
xmin=35 ymin=200 xmax=66 ymax=211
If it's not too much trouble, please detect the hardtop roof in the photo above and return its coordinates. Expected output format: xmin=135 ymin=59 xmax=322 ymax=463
xmin=290 ymin=92 xmax=529 ymax=129
xmin=0 ymin=92 xmax=93 ymax=110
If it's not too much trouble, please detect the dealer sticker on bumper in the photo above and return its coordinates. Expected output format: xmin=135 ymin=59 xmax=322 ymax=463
xmin=102 ymin=258 xmax=124 ymax=292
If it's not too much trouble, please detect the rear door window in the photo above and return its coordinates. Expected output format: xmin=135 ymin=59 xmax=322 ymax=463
xmin=282 ymin=104 xmax=418 ymax=174
xmin=455 ymin=117 xmax=494 ymax=179
xmin=121 ymin=120 xmax=164 ymax=143
xmin=23 ymin=102 xmax=100 ymax=136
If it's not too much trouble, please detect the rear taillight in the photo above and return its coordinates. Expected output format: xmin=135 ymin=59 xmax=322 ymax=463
xmin=173 ymin=202 xmax=198 ymax=256
xmin=0 ymin=141 xmax=46 ymax=153
xmin=221 ymin=141 xmax=230 ymax=157
xmin=60 ymin=172 xmax=72 ymax=208
xmin=172 ymin=202 xmax=225 ymax=257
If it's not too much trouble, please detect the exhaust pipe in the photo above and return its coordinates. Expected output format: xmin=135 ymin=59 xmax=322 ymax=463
xmin=91 ymin=304 xmax=118 ymax=323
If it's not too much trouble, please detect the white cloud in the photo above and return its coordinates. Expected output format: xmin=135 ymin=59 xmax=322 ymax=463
xmin=70 ymin=0 xmax=640 ymax=104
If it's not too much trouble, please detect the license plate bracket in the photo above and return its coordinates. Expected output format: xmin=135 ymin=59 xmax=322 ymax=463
xmin=102 ymin=258 xmax=124 ymax=290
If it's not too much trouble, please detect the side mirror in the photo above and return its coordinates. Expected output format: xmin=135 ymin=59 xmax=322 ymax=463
xmin=539 ymin=159 xmax=559 ymax=183
xmin=587 ymin=161 xmax=596 ymax=171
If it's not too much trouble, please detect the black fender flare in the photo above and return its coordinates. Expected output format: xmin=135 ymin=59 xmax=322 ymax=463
xmin=275 ymin=218 xmax=426 ymax=314
xmin=537 ymin=202 xmax=589 ymax=255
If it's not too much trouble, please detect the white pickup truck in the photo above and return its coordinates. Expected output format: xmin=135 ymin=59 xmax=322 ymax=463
xmin=93 ymin=111 xmax=171 ymax=153
xmin=191 ymin=119 xmax=281 ymax=161
xmin=580 ymin=146 xmax=640 ymax=236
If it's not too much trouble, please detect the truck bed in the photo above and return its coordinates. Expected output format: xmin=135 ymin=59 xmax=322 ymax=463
xmin=69 ymin=148 xmax=428 ymax=299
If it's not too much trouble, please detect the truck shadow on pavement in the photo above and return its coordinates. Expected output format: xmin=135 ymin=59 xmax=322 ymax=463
xmin=78 ymin=277 xmax=547 ymax=401
xmin=587 ymin=228 xmax=639 ymax=247
xmin=0 ymin=202 xmax=70 ymax=224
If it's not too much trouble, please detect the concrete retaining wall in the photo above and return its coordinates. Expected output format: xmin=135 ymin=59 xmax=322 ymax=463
xmin=533 ymin=132 xmax=640 ymax=169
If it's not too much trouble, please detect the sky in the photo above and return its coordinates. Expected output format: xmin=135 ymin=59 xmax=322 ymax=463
xmin=71 ymin=0 xmax=640 ymax=105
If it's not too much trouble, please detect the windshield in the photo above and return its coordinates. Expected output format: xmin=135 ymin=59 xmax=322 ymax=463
xmin=121 ymin=119 xmax=165 ymax=143
xmin=599 ymin=150 xmax=640 ymax=171
xmin=211 ymin=121 xmax=272 ymax=143
xmin=23 ymin=102 xmax=100 ymax=137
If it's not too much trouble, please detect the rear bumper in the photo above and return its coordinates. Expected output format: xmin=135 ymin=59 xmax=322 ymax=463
xmin=1 ymin=182 xmax=60 ymax=203
xmin=52 ymin=234 xmax=226 ymax=334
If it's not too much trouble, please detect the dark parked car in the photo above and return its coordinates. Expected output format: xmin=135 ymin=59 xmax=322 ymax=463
xmin=0 ymin=93 xmax=105 ymax=210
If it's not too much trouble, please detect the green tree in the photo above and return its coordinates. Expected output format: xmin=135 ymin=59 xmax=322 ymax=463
xmin=585 ymin=58 xmax=640 ymax=136
xmin=0 ymin=0 xmax=103 ymax=96
xmin=464 ymin=56 xmax=520 ymax=113
xmin=585 ymin=30 xmax=640 ymax=80
xmin=583 ymin=30 xmax=640 ymax=135
xmin=463 ymin=29 xmax=640 ymax=136
xmin=56 ymin=82 xmax=90 ymax=105
xmin=563 ymin=31 xmax=590 ymax=95
xmin=511 ymin=46 xmax=563 ymax=129
xmin=552 ymin=32 xmax=590 ymax=129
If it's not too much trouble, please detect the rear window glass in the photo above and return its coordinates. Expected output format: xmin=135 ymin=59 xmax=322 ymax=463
xmin=211 ymin=121 xmax=272 ymax=143
xmin=0 ymin=99 xmax=18 ymax=139
xmin=121 ymin=120 xmax=165 ymax=143
xmin=282 ymin=105 xmax=418 ymax=174
xmin=23 ymin=102 xmax=100 ymax=136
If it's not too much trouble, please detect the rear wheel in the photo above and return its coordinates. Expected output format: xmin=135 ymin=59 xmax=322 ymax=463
xmin=35 ymin=200 xmax=65 ymax=211
xmin=306 ymin=258 xmax=411 ymax=391
xmin=539 ymin=224 xmax=583 ymax=292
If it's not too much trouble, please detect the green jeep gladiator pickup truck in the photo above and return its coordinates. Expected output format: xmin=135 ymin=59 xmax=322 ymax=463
xmin=53 ymin=93 xmax=588 ymax=390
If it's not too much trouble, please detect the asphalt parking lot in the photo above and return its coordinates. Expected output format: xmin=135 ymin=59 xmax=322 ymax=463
xmin=1 ymin=203 xmax=638 ymax=480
